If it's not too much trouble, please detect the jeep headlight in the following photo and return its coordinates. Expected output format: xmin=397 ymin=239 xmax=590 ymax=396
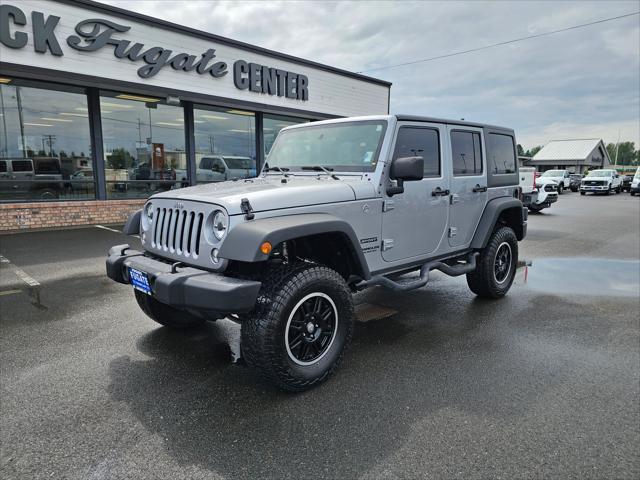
xmin=212 ymin=210 xmax=228 ymax=240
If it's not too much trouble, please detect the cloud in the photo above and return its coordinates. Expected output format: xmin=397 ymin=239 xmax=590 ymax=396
xmin=102 ymin=0 xmax=640 ymax=149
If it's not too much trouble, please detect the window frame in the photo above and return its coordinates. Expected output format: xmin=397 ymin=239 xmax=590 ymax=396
xmin=392 ymin=125 xmax=442 ymax=178
xmin=450 ymin=129 xmax=484 ymax=177
xmin=486 ymin=132 xmax=517 ymax=176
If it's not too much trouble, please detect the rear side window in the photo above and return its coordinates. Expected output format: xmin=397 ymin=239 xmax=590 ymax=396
xmin=0 ymin=161 xmax=6 ymax=173
xmin=487 ymin=133 xmax=516 ymax=174
xmin=393 ymin=127 xmax=440 ymax=177
xmin=451 ymin=130 xmax=482 ymax=176
xmin=11 ymin=160 xmax=33 ymax=172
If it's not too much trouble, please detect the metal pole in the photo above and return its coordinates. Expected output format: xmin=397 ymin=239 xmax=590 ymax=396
xmin=16 ymin=86 xmax=26 ymax=156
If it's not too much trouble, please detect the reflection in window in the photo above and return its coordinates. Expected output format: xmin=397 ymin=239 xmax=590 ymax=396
xmin=0 ymin=78 xmax=93 ymax=201
xmin=263 ymin=114 xmax=308 ymax=156
xmin=193 ymin=106 xmax=256 ymax=184
xmin=100 ymin=92 xmax=187 ymax=199
xmin=487 ymin=133 xmax=516 ymax=174
xmin=393 ymin=127 xmax=440 ymax=177
xmin=451 ymin=130 xmax=483 ymax=176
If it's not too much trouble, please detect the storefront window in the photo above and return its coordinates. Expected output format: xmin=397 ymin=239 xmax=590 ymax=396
xmin=0 ymin=78 xmax=94 ymax=202
xmin=100 ymin=92 xmax=186 ymax=199
xmin=263 ymin=114 xmax=308 ymax=156
xmin=193 ymin=106 xmax=256 ymax=183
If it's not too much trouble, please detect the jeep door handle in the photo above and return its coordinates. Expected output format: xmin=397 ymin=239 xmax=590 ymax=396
xmin=431 ymin=187 xmax=450 ymax=196
xmin=472 ymin=184 xmax=487 ymax=193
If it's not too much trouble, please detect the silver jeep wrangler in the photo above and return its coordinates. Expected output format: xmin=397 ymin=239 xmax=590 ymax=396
xmin=107 ymin=115 xmax=527 ymax=391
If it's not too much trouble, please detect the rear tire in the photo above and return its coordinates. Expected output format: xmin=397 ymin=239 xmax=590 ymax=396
xmin=467 ymin=226 xmax=518 ymax=299
xmin=134 ymin=290 xmax=205 ymax=329
xmin=241 ymin=264 xmax=354 ymax=392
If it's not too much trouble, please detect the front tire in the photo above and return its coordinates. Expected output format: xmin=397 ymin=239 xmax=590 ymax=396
xmin=467 ymin=226 xmax=518 ymax=299
xmin=241 ymin=264 xmax=354 ymax=392
xmin=134 ymin=290 xmax=205 ymax=329
xmin=580 ymin=191 xmax=586 ymax=196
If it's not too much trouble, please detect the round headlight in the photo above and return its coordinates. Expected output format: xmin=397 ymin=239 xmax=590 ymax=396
xmin=144 ymin=202 xmax=154 ymax=220
xmin=212 ymin=211 xmax=227 ymax=240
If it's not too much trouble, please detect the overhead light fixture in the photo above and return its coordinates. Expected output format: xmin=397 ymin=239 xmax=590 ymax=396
xmin=41 ymin=117 xmax=73 ymax=123
xmin=229 ymin=129 xmax=249 ymax=133
xmin=24 ymin=122 xmax=53 ymax=127
xmin=115 ymin=94 xmax=161 ymax=103
xmin=155 ymin=122 xmax=182 ymax=127
xmin=0 ymin=77 xmax=12 ymax=84
xmin=101 ymin=101 xmax=134 ymax=109
xmin=60 ymin=112 xmax=88 ymax=117
xmin=166 ymin=96 xmax=181 ymax=106
xmin=200 ymin=114 xmax=228 ymax=120
xmin=226 ymin=109 xmax=254 ymax=116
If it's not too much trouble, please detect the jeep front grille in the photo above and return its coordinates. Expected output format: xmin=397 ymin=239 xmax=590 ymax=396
xmin=152 ymin=207 xmax=204 ymax=257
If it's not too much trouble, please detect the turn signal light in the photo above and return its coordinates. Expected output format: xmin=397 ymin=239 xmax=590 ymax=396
xmin=260 ymin=242 xmax=272 ymax=255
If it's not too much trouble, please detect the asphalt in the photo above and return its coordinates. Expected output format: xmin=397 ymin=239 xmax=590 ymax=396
xmin=0 ymin=192 xmax=639 ymax=479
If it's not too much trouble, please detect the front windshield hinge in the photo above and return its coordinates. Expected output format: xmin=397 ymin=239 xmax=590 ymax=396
xmin=240 ymin=198 xmax=255 ymax=220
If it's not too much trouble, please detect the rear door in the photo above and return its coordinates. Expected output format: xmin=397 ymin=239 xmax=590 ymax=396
xmin=447 ymin=127 xmax=487 ymax=248
xmin=381 ymin=122 xmax=449 ymax=262
xmin=11 ymin=159 xmax=34 ymax=194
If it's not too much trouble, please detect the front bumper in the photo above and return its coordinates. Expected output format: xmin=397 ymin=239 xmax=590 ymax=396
xmin=631 ymin=185 xmax=640 ymax=194
xmin=580 ymin=185 xmax=608 ymax=191
xmin=106 ymin=244 xmax=261 ymax=314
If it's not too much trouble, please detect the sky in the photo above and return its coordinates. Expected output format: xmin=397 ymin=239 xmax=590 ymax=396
xmin=102 ymin=0 xmax=640 ymax=149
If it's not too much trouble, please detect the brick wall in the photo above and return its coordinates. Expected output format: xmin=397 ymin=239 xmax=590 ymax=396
xmin=0 ymin=200 xmax=145 ymax=232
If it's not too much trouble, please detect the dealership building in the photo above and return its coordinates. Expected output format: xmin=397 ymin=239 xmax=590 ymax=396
xmin=0 ymin=0 xmax=390 ymax=231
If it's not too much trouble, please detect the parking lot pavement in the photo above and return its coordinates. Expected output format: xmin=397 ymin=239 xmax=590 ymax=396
xmin=1 ymin=193 xmax=639 ymax=480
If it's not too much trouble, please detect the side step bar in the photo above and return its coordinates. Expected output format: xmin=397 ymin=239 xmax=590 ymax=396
xmin=357 ymin=252 xmax=478 ymax=292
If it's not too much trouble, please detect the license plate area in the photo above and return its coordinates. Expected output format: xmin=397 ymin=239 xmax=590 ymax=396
xmin=128 ymin=267 xmax=152 ymax=295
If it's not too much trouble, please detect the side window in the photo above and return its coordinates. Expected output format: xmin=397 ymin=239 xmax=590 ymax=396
xmin=393 ymin=126 xmax=440 ymax=177
xmin=212 ymin=158 xmax=225 ymax=172
xmin=11 ymin=160 xmax=33 ymax=172
xmin=451 ymin=131 xmax=482 ymax=176
xmin=487 ymin=133 xmax=516 ymax=174
xmin=0 ymin=161 xmax=7 ymax=173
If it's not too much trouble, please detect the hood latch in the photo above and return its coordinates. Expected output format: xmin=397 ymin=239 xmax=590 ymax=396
xmin=240 ymin=198 xmax=255 ymax=220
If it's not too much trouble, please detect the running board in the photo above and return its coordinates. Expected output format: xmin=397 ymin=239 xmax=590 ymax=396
xmin=357 ymin=252 xmax=478 ymax=292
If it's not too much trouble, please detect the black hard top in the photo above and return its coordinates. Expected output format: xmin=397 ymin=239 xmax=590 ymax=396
xmin=395 ymin=115 xmax=514 ymax=133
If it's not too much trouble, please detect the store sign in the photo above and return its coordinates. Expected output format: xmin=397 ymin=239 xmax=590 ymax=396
xmin=0 ymin=4 xmax=309 ymax=100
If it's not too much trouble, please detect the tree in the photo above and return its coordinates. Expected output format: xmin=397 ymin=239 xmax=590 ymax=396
xmin=107 ymin=148 xmax=133 ymax=169
xmin=517 ymin=144 xmax=525 ymax=156
xmin=606 ymin=142 xmax=639 ymax=165
xmin=526 ymin=145 xmax=543 ymax=157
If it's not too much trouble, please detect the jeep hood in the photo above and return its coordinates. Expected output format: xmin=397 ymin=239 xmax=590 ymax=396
xmin=152 ymin=175 xmax=376 ymax=215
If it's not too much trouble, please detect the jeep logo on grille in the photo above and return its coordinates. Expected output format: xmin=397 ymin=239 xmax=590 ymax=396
xmin=174 ymin=202 xmax=184 ymax=209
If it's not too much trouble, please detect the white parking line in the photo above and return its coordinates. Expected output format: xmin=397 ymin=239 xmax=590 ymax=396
xmin=0 ymin=255 xmax=41 ymax=287
xmin=94 ymin=225 xmax=139 ymax=238
xmin=0 ymin=289 xmax=22 ymax=296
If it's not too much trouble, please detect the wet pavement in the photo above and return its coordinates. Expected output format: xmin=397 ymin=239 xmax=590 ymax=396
xmin=1 ymin=192 xmax=639 ymax=479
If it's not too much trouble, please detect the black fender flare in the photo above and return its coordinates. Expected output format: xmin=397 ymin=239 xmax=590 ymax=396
xmin=471 ymin=197 xmax=526 ymax=249
xmin=122 ymin=209 xmax=141 ymax=235
xmin=218 ymin=213 xmax=371 ymax=278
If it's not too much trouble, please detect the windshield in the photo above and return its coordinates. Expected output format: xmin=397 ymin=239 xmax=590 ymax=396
xmin=224 ymin=157 xmax=253 ymax=169
xmin=587 ymin=170 xmax=612 ymax=177
xmin=266 ymin=120 xmax=387 ymax=172
xmin=541 ymin=170 xmax=563 ymax=177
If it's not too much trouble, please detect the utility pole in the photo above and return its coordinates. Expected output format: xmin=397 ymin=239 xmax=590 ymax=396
xmin=614 ymin=130 xmax=620 ymax=166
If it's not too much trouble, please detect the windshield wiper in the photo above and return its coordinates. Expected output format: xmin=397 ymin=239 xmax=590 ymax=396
xmin=264 ymin=164 xmax=290 ymax=173
xmin=301 ymin=165 xmax=340 ymax=180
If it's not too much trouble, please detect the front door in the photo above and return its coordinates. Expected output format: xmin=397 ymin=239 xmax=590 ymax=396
xmin=447 ymin=127 xmax=488 ymax=247
xmin=381 ymin=122 xmax=449 ymax=262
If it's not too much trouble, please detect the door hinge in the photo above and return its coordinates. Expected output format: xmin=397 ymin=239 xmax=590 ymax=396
xmin=382 ymin=200 xmax=395 ymax=212
xmin=448 ymin=227 xmax=458 ymax=238
xmin=382 ymin=239 xmax=395 ymax=251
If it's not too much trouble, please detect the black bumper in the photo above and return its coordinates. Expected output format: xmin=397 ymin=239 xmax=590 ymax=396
xmin=106 ymin=244 xmax=261 ymax=314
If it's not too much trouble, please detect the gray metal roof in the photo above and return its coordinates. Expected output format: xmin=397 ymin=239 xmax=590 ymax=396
xmin=533 ymin=139 xmax=607 ymax=161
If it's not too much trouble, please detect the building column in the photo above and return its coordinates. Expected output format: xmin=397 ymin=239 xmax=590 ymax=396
xmin=183 ymin=102 xmax=197 ymax=186
xmin=87 ymin=88 xmax=106 ymax=200
xmin=255 ymin=112 xmax=264 ymax=174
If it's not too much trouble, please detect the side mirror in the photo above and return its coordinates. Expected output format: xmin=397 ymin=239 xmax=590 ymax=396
xmin=387 ymin=156 xmax=423 ymax=196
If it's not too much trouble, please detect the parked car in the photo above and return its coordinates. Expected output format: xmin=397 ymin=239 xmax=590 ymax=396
xmin=530 ymin=177 xmax=559 ymax=212
xmin=107 ymin=114 xmax=527 ymax=391
xmin=569 ymin=174 xmax=582 ymax=192
xmin=0 ymin=157 xmax=64 ymax=200
xmin=630 ymin=167 xmax=640 ymax=196
xmin=539 ymin=169 xmax=571 ymax=193
xmin=69 ymin=169 xmax=95 ymax=194
xmin=580 ymin=169 xmax=622 ymax=195
xmin=621 ymin=174 xmax=633 ymax=192
xmin=175 ymin=155 xmax=256 ymax=185
xmin=130 ymin=162 xmax=176 ymax=191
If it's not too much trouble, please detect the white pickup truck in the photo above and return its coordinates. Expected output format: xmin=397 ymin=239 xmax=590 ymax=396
xmin=175 ymin=155 xmax=256 ymax=186
xmin=519 ymin=167 xmax=558 ymax=213
xmin=538 ymin=169 xmax=571 ymax=193
xmin=580 ymin=169 xmax=622 ymax=195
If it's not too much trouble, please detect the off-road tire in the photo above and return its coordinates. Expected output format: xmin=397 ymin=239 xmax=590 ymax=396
xmin=557 ymin=184 xmax=563 ymax=194
xmin=606 ymin=185 xmax=612 ymax=195
xmin=134 ymin=289 xmax=205 ymax=329
xmin=241 ymin=263 xmax=354 ymax=392
xmin=467 ymin=226 xmax=518 ymax=299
